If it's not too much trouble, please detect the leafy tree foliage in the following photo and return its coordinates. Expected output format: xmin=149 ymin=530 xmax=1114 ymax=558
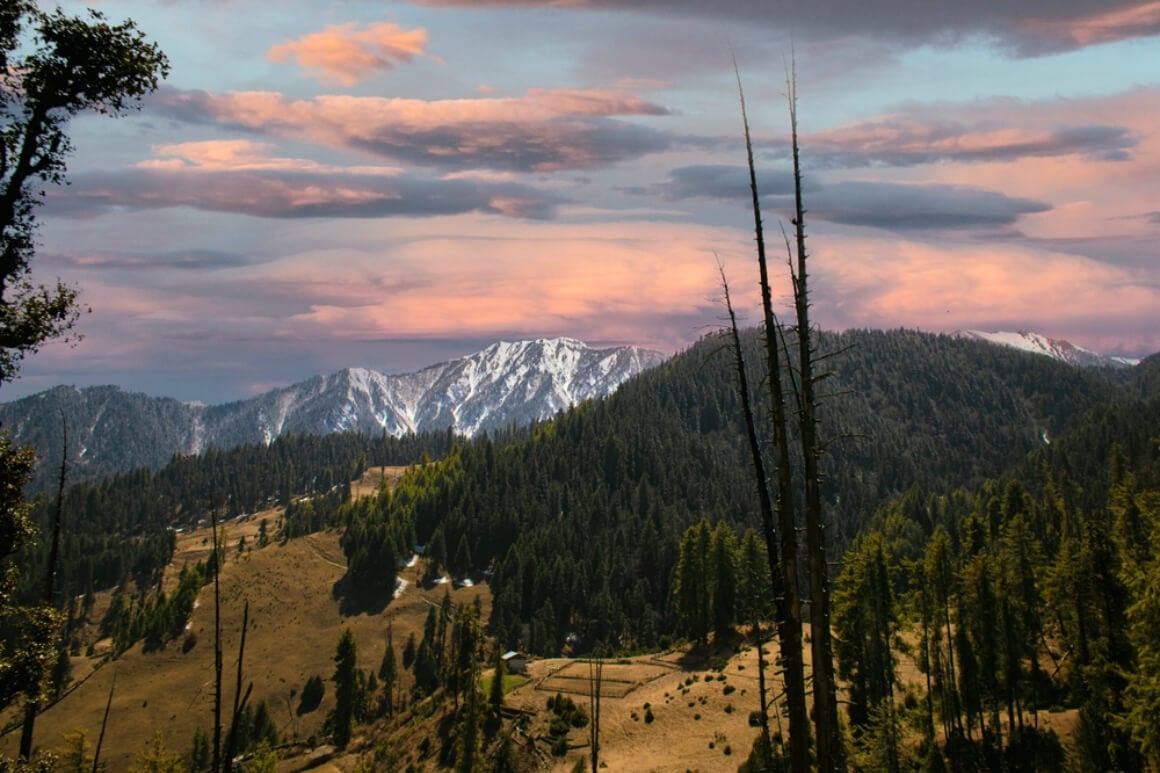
xmin=1 ymin=1 xmax=168 ymax=385
xmin=0 ymin=433 xmax=56 ymax=712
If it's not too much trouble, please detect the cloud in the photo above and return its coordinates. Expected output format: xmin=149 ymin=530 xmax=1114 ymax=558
xmin=649 ymin=167 xmax=1050 ymax=231
xmin=53 ymin=249 xmax=253 ymax=272
xmin=46 ymin=146 xmax=565 ymax=220
xmin=805 ymin=182 xmax=1051 ymax=231
xmin=148 ymin=86 xmax=676 ymax=172
xmin=267 ymin=22 xmax=428 ymax=85
xmin=809 ymin=234 xmax=1160 ymax=357
xmin=403 ymin=0 xmax=1160 ymax=54
xmin=798 ymin=119 xmax=1137 ymax=168
xmin=648 ymin=164 xmax=799 ymax=199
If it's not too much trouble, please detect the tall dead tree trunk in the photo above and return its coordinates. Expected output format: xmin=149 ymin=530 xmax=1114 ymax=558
xmin=588 ymin=651 xmax=603 ymax=772
xmin=736 ymin=64 xmax=812 ymax=772
xmin=211 ymin=502 xmax=223 ymax=773
xmin=720 ymin=263 xmax=778 ymax=768
xmin=784 ymin=67 xmax=846 ymax=773
xmin=224 ymin=600 xmax=252 ymax=773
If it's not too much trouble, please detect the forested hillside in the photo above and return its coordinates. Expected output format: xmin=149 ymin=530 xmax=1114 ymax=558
xmin=12 ymin=430 xmax=455 ymax=625
xmin=832 ymin=364 xmax=1160 ymax=769
xmin=328 ymin=326 xmax=1137 ymax=655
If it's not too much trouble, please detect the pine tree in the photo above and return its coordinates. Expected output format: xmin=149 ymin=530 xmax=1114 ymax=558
xmin=673 ymin=519 xmax=712 ymax=643
xmin=378 ymin=626 xmax=398 ymax=717
xmin=709 ymin=521 xmax=738 ymax=639
xmin=331 ymin=628 xmax=358 ymax=748
xmin=834 ymin=534 xmax=898 ymax=736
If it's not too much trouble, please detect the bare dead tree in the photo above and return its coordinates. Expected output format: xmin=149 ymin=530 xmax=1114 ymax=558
xmin=588 ymin=649 xmax=603 ymax=772
xmin=735 ymin=61 xmax=812 ymax=772
xmin=719 ymin=262 xmax=778 ymax=768
xmin=224 ymin=600 xmax=252 ymax=773
xmin=783 ymin=62 xmax=846 ymax=773
xmin=211 ymin=502 xmax=223 ymax=772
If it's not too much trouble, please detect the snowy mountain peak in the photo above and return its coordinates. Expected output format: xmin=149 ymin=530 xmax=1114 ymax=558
xmin=955 ymin=330 xmax=1138 ymax=368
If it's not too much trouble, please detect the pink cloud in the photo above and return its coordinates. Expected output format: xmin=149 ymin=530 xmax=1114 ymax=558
xmin=267 ymin=22 xmax=428 ymax=85
xmin=57 ymin=212 xmax=1160 ymax=365
xmin=809 ymin=234 xmax=1160 ymax=356
xmin=271 ymin=220 xmax=751 ymax=344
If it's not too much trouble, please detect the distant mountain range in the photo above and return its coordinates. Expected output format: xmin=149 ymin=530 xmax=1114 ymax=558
xmin=0 ymin=338 xmax=666 ymax=486
xmin=954 ymin=330 xmax=1139 ymax=368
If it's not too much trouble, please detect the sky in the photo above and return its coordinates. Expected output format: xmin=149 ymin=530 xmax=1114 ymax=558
xmin=7 ymin=0 xmax=1160 ymax=403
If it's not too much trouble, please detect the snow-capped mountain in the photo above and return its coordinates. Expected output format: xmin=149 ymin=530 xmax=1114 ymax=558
xmin=954 ymin=330 xmax=1139 ymax=369
xmin=0 ymin=338 xmax=667 ymax=485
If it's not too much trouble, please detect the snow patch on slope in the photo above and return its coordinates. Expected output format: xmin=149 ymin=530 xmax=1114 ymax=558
xmin=955 ymin=330 xmax=1138 ymax=368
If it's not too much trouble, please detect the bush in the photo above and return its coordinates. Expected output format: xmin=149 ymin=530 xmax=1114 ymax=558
xmin=644 ymin=708 xmax=655 ymax=724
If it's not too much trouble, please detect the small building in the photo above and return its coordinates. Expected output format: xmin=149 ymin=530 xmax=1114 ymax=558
xmin=501 ymin=651 xmax=527 ymax=675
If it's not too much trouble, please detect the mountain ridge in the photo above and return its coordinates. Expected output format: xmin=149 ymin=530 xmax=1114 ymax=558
xmin=0 ymin=337 xmax=666 ymax=486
